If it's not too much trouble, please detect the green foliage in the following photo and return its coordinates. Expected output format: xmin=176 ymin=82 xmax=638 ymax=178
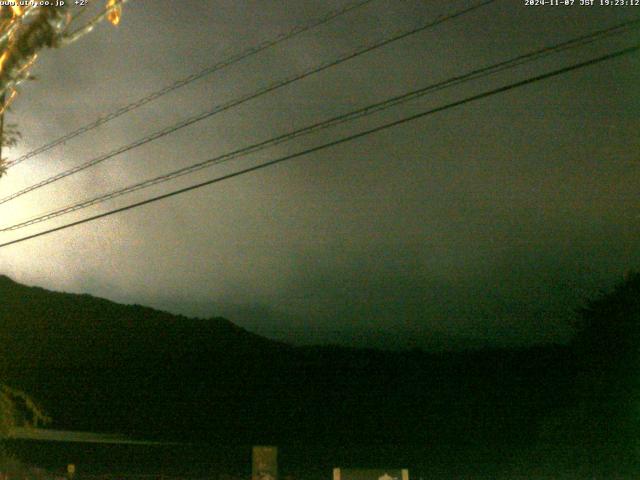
xmin=0 ymin=122 xmax=20 ymax=179
xmin=0 ymin=448 xmax=47 ymax=480
xmin=0 ymin=448 xmax=24 ymax=473
xmin=1 ymin=384 xmax=50 ymax=476
xmin=0 ymin=383 xmax=51 ymax=439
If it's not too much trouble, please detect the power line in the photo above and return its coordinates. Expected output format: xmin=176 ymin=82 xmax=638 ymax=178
xmin=2 ymin=0 xmax=376 ymax=170
xmin=2 ymin=21 xmax=638 ymax=233
xmin=0 ymin=0 xmax=497 ymax=205
xmin=0 ymin=44 xmax=636 ymax=249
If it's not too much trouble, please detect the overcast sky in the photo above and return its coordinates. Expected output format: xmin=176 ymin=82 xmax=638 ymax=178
xmin=0 ymin=0 xmax=638 ymax=349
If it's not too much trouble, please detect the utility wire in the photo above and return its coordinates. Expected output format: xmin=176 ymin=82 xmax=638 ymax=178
xmin=0 ymin=44 xmax=636 ymax=249
xmin=0 ymin=0 xmax=497 ymax=204
xmin=2 ymin=0 xmax=376 ymax=170
xmin=2 ymin=21 xmax=638 ymax=233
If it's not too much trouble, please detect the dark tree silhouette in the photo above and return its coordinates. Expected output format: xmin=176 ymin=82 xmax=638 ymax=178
xmin=569 ymin=271 xmax=640 ymax=473
xmin=573 ymin=271 xmax=640 ymax=385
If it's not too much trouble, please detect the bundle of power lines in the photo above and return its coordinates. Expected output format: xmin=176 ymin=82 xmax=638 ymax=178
xmin=0 ymin=0 xmax=638 ymax=248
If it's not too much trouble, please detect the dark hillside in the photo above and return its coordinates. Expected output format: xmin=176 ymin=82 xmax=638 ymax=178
xmin=5 ymin=274 xmax=634 ymax=477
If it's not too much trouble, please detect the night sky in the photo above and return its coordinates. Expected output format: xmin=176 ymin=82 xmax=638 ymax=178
xmin=0 ymin=0 xmax=638 ymax=349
